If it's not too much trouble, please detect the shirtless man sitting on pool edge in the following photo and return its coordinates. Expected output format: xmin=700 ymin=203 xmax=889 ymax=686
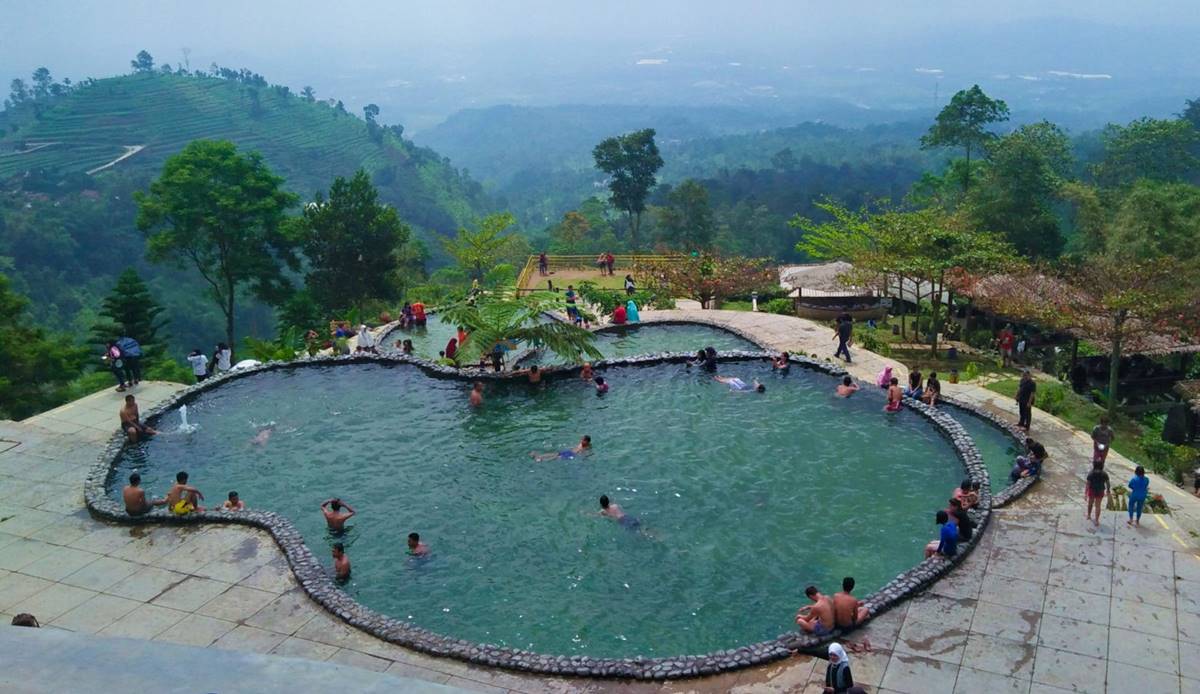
xmin=795 ymin=585 xmax=835 ymax=636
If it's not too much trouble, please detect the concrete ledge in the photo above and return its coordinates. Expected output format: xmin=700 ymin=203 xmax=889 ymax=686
xmin=0 ymin=625 xmax=465 ymax=693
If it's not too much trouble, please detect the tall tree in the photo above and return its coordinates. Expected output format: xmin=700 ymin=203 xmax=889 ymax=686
xmin=656 ymin=179 xmax=716 ymax=250
xmin=363 ymin=103 xmax=380 ymax=123
xmin=0 ymin=273 xmax=86 ymax=420
xmin=633 ymin=253 xmax=776 ymax=309
xmin=550 ymin=210 xmax=592 ymax=254
xmin=88 ymin=268 xmax=169 ymax=356
xmin=1109 ymin=180 xmax=1200 ymax=261
xmin=592 ymin=128 xmax=664 ymax=248
xmin=131 ymin=50 xmax=155 ymax=73
xmin=9 ymin=78 xmax=29 ymax=104
xmin=293 ymin=170 xmax=411 ymax=313
xmin=1183 ymin=98 xmax=1200 ymax=131
xmin=301 ymin=85 xmax=316 ymax=102
xmin=442 ymin=212 xmax=520 ymax=281
xmin=967 ymin=121 xmax=1072 ymax=257
xmin=136 ymin=140 xmax=299 ymax=352
xmin=1092 ymin=117 xmax=1200 ymax=187
xmin=31 ymin=67 xmax=53 ymax=98
xmin=921 ymin=85 xmax=1010 ymax=192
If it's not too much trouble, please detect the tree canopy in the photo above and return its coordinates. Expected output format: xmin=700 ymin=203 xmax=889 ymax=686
xmin=438 ymin=293 xmax=602 ymax=364
xmin=88 ymin=268 xmax=169 ymax=356
xmin=920 ymin=85 xmax=1010 ymax=192
xmin=1092 ymin=117 xmax=1200 ymax=187
xmin=292 ymin=169 xmax=412 ymax=313
xmin=442 ymin=212 xmax=523 ymax=281
xmin=0 ymin=273 xmax=86 ymax=420
xmin=656 ymin=179 xmax=716 ymax=250
xmin=633 ymin=253 xmax=776 ymax=309
xmin=135 ymin=139 xmax=300 ymax=352
xmin=593 ymin=128 xmax=664 ymax=248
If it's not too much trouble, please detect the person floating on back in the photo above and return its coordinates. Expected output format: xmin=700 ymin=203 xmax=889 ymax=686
xmin=531 ymin=435 xmax=592 ymax=461
xmin=714 ymin=375 xmax=765 ymax=393
xmin=321 ymin=498 xmax=356 ymax=532
xmin=123 ymin=472 xmax=166 ymax=516
xmin=165 ymin=470 xmax=204 ymax=515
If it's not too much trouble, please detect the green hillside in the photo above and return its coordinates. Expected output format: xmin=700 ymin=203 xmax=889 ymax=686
xmin=0 ymin=71 xmax=493 ymax=356
xmin=0 ymin=72 xmax=489 ymax=232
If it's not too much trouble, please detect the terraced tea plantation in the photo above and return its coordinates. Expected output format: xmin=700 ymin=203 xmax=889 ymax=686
xmin=0 ymin=73 xmax=486 ymax=231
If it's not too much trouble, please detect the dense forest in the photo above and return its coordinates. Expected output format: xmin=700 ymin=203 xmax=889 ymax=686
xmin=3 ymin=54 xmax=1199 ymax=419
xmin=0 ymin=59 xmax=490 ymax=352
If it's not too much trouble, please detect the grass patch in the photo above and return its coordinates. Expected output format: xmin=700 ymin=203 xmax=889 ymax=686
xmin=985 ymin=378 xmax=1154 ymax=465
xmin=891 ymin=348 xmax=1017 ymax=383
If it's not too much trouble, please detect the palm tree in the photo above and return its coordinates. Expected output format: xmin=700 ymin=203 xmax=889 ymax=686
xmin=438 ymin=293 xmax=602 ymax=365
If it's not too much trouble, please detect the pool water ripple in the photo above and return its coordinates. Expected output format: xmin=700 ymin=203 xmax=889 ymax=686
xmin=112 ymin=361 xmax=962 ymax=658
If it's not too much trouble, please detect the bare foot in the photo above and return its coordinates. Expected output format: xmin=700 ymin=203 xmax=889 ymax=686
xmin=1126 ymin=519 xmax=1133 ymax=526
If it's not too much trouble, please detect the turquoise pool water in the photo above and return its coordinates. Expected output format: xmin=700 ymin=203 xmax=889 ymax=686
xmin=943 ymin=405 xmax=1020 ymax=491
xmin=112 ymin=361 xmax=962 ymax=658
xmin=380 ymin=315 xmax=459 ymax=358
xmin=522 ymin=323 xmax=758 ymax=365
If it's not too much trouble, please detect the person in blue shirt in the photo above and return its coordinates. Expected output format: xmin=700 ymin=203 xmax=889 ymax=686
xmin=924 ymin=510 xmax=958 ymax=559
xmin=1127 ymin=465 xmax=1150 ymax=527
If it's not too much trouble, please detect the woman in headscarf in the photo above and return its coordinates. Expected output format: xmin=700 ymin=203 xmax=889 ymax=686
xmin=444 ymin=337 xmax=458 ymax=360
xmin=876 ymin=365 xmax=893 ymax=389
xmin=824 ymin=642 xmax=854 ymax=694
xmin=356 ymin=325 xmax=376 ymax=353
xmin=625 ymin=298 xmax=640 ymax=323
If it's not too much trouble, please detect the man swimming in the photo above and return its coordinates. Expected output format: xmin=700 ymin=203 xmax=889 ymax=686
xmin=122 ymin=472 xmax=165 ymax=516
xmin=598 ymin=494 xmax=640 ymax=530
xmin=524 ymin=365 xmax=543 ymax=384
xmin=321 ymin=498 xmax=356 ymax=532
xmin=469 ymin=381 xmax=484 ymax=407
xmin=580 ymin=363 xmax=594 ymax=381
xmin=251 ymin=424 xmax=274 ymax=446
xmin=713 ymin=375 xmax=765 ymax=393
xmin=531 ymin=435 xmax=592 ymax=461
xmin=407 ymin=532 xmax=430 ymax=556
xmin=836 ymin=376 xmax=860 ymax=397
xmin=594 ymin=376 xmax=609 ymax=394
xmin=164 ymin=471 xmax=205 ymax=515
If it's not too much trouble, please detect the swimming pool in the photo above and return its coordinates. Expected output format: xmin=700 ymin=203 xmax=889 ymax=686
xmin=111 ymin=360 xmax=963 ymax=658
xmin=521 ymin=322 xmax=759 ymax=365
xmin=379 ymin=314 xmax=460 ymax=358
xmin=943 ymin=405 xmax=1021 ymax=491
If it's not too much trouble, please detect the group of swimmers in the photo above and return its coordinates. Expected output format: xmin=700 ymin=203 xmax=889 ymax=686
xmin=122 ymin=470 xmax=244 ymax=517
xmin=873 ymin=365 xmax=941 ymax=412
xmin=320 ymin=496 xmax=430 ymax=580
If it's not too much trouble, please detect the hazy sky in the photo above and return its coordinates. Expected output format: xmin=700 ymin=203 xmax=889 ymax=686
xmin=4 ymin=1 xmax=1198 ymax=129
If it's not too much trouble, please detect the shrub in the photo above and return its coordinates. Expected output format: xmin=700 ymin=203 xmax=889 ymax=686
xmin=763 ymin=298 xmax=793 ymax=315
xmin=1037 ymin=383 xmax=1068 ymax=416
xmin=854 ymin=327 xmax=891 ymax=356
xmin=966 ymin=329 xmax=995 ymax=350
xmin=962 ymin=362 xmax=980 ymax=381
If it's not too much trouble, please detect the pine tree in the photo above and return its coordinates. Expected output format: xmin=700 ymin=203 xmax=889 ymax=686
xmin=89 ymin=268 xmax=169 ymax=358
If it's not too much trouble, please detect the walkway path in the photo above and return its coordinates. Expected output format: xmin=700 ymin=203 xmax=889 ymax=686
xmin=2 ymin=308 xmax=1198 ymax=692
xmin=86 ymin=144 xmax=144 ymax=175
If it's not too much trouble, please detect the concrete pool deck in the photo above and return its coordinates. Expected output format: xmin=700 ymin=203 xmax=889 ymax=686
xmin=2 ymin=308 xmax=1198 ymax=693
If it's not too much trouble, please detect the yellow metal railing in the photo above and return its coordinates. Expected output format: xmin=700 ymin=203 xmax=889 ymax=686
xmin=517 ymin=254 xmax=684 ymax=291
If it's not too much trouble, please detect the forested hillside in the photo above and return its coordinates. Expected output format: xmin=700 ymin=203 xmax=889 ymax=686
xmin=0 ymin=68 xmax=492 ymax=352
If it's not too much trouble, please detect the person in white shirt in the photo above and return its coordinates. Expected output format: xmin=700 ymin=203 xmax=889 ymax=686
xmin=355 ymin=324 xmax=377 ymax=353
xmin=187 ymin=349 xmax=209 ymax=382
xmin=213 ymin=343 xmax=232 ymax=372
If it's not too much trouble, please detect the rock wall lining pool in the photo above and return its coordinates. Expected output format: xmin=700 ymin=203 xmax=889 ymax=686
xmin=85 ymin=349 xmax=995 ymax=680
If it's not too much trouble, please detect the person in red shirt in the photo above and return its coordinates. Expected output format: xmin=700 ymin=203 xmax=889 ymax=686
xmin=411 ymin=301 xmax=427 ymax=327
xmin=612 ymin=304 xmax=627 ymax=324
xmin=997 ymin=324 xmax=1016 ymax=367
xmin=605 ymin=252 xmax=615 ymax=276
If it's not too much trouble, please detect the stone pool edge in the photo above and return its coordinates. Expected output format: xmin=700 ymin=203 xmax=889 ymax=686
xmin=84 ymin=350 xmax=993 ymax=681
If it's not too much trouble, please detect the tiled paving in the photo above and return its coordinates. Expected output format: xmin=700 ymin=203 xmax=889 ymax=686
xmin=2 ymin=308 xmax=1199 ymax=693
